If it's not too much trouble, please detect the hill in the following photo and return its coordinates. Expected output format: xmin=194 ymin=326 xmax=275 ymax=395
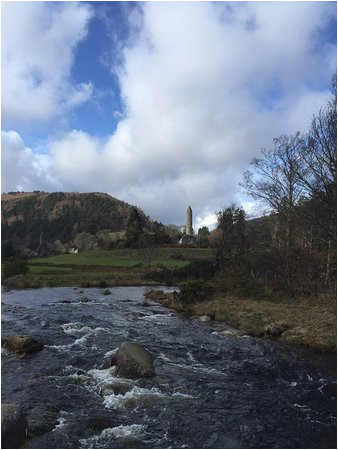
xmin=2 ymin=191 xmax=156 ymax=256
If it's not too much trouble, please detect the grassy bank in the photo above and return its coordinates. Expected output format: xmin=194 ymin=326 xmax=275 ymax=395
xmin=4 ymin=248 xmax=214 ymax=287
xmin=146 ymin=289 xmax=337 ymax=353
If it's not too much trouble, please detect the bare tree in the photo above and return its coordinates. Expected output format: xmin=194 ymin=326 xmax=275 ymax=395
xmin=295 ymin=75 xmax=337 ymax=287
xmin=242 ymin=133 xmax=305 ymax=294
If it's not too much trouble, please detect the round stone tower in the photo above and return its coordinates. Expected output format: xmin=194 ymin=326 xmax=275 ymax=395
xmin=186 ymin=206 xmax=193 ymax=236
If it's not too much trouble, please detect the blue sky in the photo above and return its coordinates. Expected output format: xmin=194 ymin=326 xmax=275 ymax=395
xmin=2 ymin=1 xmax=337 ymax=227
xmin=69 ymin=2 xmax=129 ymax=138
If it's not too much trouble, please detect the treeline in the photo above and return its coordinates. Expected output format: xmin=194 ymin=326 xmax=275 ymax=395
xmin=217 ymin=75 xmax=336 ymax=296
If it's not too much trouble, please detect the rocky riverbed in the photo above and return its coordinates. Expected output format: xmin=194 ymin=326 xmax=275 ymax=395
xmin=1 ymin=286 xmax=337 ymax=448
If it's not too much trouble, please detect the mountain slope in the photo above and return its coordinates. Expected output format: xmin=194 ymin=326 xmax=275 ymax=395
xmin=2 ymin=191 xmax=154 ymax=253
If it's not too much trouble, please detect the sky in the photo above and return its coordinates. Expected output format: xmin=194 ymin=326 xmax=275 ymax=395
xmin=1 ymin=1 xmax=337 ymax=229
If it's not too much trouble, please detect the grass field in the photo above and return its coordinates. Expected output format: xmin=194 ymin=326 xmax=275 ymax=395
xmin=26 ymin=247 xmax=215 ymax=287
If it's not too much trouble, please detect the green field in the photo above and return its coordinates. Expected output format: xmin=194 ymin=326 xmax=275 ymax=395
xmin=25 ymin=247 xmax=215 ymax=287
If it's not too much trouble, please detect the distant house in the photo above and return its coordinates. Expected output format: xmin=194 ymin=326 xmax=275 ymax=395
xmin=68 ymin=247 xmax=79 ymax=254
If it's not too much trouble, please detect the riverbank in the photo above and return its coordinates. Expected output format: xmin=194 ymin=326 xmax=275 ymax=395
xmin=146 ymin=289 xmax=337 ymax=354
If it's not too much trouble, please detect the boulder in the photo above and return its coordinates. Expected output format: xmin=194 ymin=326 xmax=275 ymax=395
xmin=264 ymin=322 xmax=288 ymax=337
xmin=26 ymin=403 xmax=59 ymax=437
xmin=4 ymin=335 xmax=44 ymax=354
xmin=79 ymin=296 xmax=91 ymax=303
xmin=1 ymin=404 xmax=27 ymax=448
xmin=101 ymin=289 xmax=111 ymax=295
xmin=112 ymin=341 xmax=155 ymax=379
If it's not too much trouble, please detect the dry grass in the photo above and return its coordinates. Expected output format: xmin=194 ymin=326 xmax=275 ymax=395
xmin=147 ymin=290 xmax=337 ymax=353
xmin=2 ymin=192 xmax=38 ymax=201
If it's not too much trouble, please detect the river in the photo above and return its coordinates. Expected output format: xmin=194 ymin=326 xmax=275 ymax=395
xmin=1 ymin=286 xmax=336 ymax=449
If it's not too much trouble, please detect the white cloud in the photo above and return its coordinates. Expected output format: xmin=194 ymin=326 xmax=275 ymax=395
xmin=195 ymin=214 xmax=218 ymax=231
xmin=1 ymin=2 xmax=93 ymax=124
xmin=1 ymin=130 xmax=58 ymax=192
xmin=2 ymin=2 xmax=336 ymax=226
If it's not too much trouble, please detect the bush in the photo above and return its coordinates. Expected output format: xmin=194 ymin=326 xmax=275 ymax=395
xmin=3 ymin=260 xmax=29 ymax=279
xmin=1 ymin=240 xmax=16 ymax=258
xmin=179 ymin=280 xmax=214 ymax=304
xmin=145 ymin=259 xmax=216 ymax=284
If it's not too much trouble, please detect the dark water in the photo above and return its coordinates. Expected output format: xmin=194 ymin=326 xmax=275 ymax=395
xmin=1 ymin=287 xmax=336 ymax=449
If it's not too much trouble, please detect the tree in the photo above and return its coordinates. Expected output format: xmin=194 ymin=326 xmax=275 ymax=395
xmin=126 ymin=207 xmax=142 ymax=231
xmin=3 ymin=260 xmax=29 ymax=279
xmin=242 ymin=134 xmax=305 ymax=294
xmin=125 ymin=207 xmax=143 ymax=247
xmin=216 ymin=205 xmax=247 ymax=258
xmin=295 ymin=75 xmax=337 ymax=287
xmin=197 ymin=226 xmax=210 ymax=248
xmin=1 ymin=240 xmax=16 ymax=258
xmin=299 ymin=74 xmax=336 ymax=204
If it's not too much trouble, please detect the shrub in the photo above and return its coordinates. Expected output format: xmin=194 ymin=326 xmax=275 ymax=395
xmin=1 ymin=240 xmax=16 ymax=258
xmin=178 ymin=280 xmax=214 ymax=304
xmin=3 ymin=260 xmax=29 ymax=279
xmin=144 ymin=259 xmax=216 ymax=284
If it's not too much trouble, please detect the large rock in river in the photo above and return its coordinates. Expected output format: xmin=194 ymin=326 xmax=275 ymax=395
xmin=112 ymin=341 xmax=155 ymax=379
xmin=1 ymin=404 xmax=27 ymax=448
xmin=4 ymin=335 xmax=44 ymax=354
xmin=26 ymin=403 xmax=59 ymax=437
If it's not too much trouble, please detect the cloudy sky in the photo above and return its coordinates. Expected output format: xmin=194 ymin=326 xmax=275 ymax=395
xmin=1 ymin=1 xmax=336 ymax=228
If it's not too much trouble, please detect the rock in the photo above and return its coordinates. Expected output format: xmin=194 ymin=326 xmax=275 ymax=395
xmin=26 ymin=403 xmax=59 ymax=437
xmin=221 ymin=330 xmax=242 ymax=338
xmin=264 ymin=322 xmax=289 ymax=337
xmin=79 ymin=296 xmax=91 ymax=303
xmin=198 ymin=315 xmax=212 ymax=323
xmin=145 ymin=290 xmax=166 ymax=301
xmin=100 ymin=381 xmax=132 ymax=396
xmin=112 ymin=341 xmax=155 ymax=379
xmin=141 ymin=301 xmax=151 ymax=307
xmin=60 ymin=299 xmax=72 ymax=304
xmin=101 ymin=289 xmax=111 ymax=295
xmin=4 ymin=335 xmax=44 ymax=354
xmin=1 ymin=404 xmax=27 ymax=448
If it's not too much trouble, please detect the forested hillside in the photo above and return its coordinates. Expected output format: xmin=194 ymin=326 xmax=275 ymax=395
xmin=2 ymin=192 xmax=154 ymax=255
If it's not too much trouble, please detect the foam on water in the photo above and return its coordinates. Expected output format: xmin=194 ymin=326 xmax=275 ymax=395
xmin=87 ymin=367 xmax=117 ymax=383
xmin=47 ymin=323 xmax=112 ymax=352
xmin=104 ymin=348 xmax=117 ymax=359
xmin=158 ymin=352 xmax=224 ymax=376
xmin=61 ymin=322 xmax=110 ymax=337
xmin=139 ymin=313 xmax=173 ymax=323
xmin=52 ymin=412 xmax=68 ymax=431
xmin=103 ymin=386 xmax=166 ymax=409
xmin=79 ymin=424 xmax=147 ymax=448
xmin=103 ymin=385 xmax=192 ymax=410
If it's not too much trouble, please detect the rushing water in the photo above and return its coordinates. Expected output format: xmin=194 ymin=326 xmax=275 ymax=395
xmin=1 ymin=286 xmax=336 ymax=449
